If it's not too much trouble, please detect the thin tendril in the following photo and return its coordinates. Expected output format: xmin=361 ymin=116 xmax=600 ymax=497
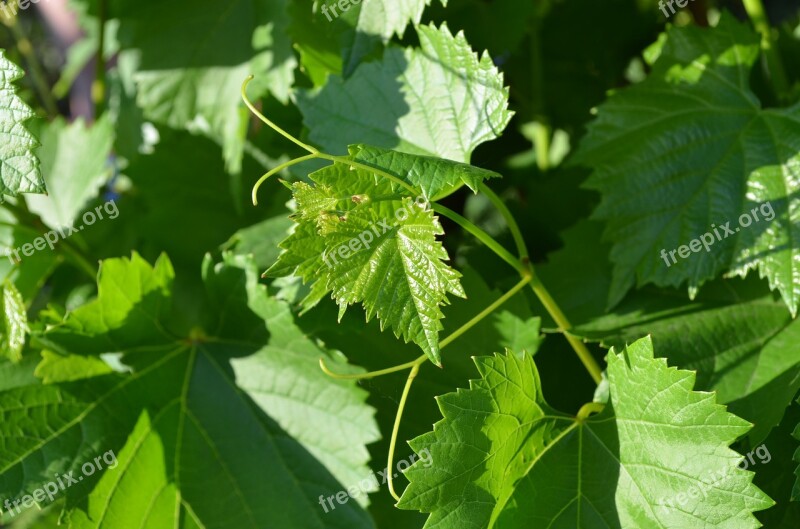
xmin=252 ymin=153 xmax=318 ymax=205
xmin=241 ymin=76 xmax=319 ymax=154
xmin=387 ymin=363 xmax=419 ymax=502
xmin=318 ymin=357 xmax=421 ymax=380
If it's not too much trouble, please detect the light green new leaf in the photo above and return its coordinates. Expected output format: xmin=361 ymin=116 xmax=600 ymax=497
xmin=0 ymin=51 xmax=45 ymax=199
xmin=25 ymin=115 xmax=114 ymax=230
xmin=298 ymin=24 xmax=513 ymax=163
xmin=573 ymin=14 xmax=800 ymax=313
xmin=349 ymin=144 xmax=500 ymax=200
xmin=0 ymin=281 xmax=26 ymax=362
xmin=3 ymin=253 xmax=378 ymax=528
xmin=267 ymin=161 xmax=465 ymax=365
xmin=399 ymin=337 xmax=773 ymax=528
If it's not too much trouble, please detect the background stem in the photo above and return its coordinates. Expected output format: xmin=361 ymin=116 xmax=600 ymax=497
xmin=92 ymin=0 xmax=107 ymax=116
xmin=742 ymin=0 xmax=790 ymax=100
xmin=529 ymin=274 xmax=602 ymax=383
xmin=4 ymin=16 xmax=59 ymax=117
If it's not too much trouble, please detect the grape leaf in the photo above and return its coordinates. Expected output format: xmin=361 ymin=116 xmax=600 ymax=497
xmin=0 ymin=281 xmax=26 ymax=362
xmin=349 ymin=144 xmax=500 ymax=200
xmin=297 ymin=23 xmax=513 ymax=163
xmin=113 ymin=0 xmax=296 ymax=173
xmin=222 ymin=215 xmax=294 ymax=270
xmin=0 ymin=50 xmax=45 ymax=199
xmin=125 ymin=130 xmax=260 ymax=269
xmin=25 ymin=115 xmax=114 ymax=230
xmin=1 ymin=253 xmax=379 ymax=527
xmin=323 ymin=0 xmax=446 ymax=74
xmin=288 ymin=0 xmax=343 ymax=86
xmin=267 ymin=160 xmax=465 ymax=365
xmin=573 ymin=13 xmax=800 ymax=314
xmin=794 ymin=400 xmax=800 ymax=502
xmin=536 ymin=221 xmax=800 ymax=442
xmin=399 ymin=337 xmax=773 ymax=528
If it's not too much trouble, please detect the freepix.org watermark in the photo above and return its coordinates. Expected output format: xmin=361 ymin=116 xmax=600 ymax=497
xmin=2 ymin=449 xmax=118 ymax=518
xmin=320 ymin=0 xmax=360 ymax=22
xmin=4 ymin=199 xmax=119 ymax=265
xmin=322 ymin=195 xmax=430 ymax=269
xmin=660 ymin=444 xmax=771 ymax=512
xmin=660 ymin=201 xmax=775 ymax=268
xmin=658 ymin=0 xmax=696 ymax=18
xmin=318 ymin=448 xmax=433 ymax=513
xmin=0 ymin=0 xmax=50 ymax=19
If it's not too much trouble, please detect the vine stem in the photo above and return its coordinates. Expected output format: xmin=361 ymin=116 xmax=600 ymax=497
xmin=92 ymin=0 xmax=108 ymax=115
xmin=478 ymin=183 xmax=529 ymax=262
xmin=528 ymin=273 xmax=602 ymax=383
xmin=742 ymin=0 xmax=789 ymax=100
xmin=3 ymin=14 xmax=59 ymax=117
xmin=429 ymin=201 xmax=601 ymax=383
xmin=432 ymin=203 xmax=527 ymax=275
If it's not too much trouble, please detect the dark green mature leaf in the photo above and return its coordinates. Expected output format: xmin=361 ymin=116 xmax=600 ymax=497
xmin=322 ymin=0 xmax=446 ymax=74
xmin=298 ymin=23 xmax=513 ymax=163
xmin=575 ymin=288 xmax=800 ymax=444
xmin=748 ymin=401 xmax=799 ymax=526
xmin=222 ymin=215 xmax=294 ymax=270
xmin=25 ymin=115 xmax=114 ymax=230
xmin=536 ymin=221 xmax=800 ymax=442
xmin=126 ymin=130 xmax=258 ymax=268
xmin=574 ymin=13 xmax=800 ymax=314
xmin=268 ymin=160 xmax=464 ymax=365
xmin=288 ymin=0 xmax=343 ymax=86
xmin=0 ymin=51 xmax=45 ymax=199
xmin=112 ymin=0 xmax=296 ymax=173
xmin=0 ymin=206 xmax=60 ymax=302
xmin=2 ymin=253 xmax=379 ymax=527
xmin=399 ymin=337 xmax=773 ymax=528
xmin=794 ymin=401 xmax=800 ymax=502
xmin=0 ymin=281 xmax=26 ymax=362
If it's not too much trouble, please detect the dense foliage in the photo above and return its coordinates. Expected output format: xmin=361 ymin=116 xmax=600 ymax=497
xmin=0 ymin=0 xmax=800 ymax=527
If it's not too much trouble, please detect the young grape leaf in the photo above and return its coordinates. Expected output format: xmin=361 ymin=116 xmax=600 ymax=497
xmin=298 ymin=23 xmax=513 ymax=163
xmin=349 ymin=144 xmax=500 ymax=200
xmin=399 ymin=337 xmax=773 ymax=528
xmin=267 ymin=161 xmax=464 ymax=365
xmin=3 ymin=253 xmax=379 ymax=527
xmin=0 ymin=50 xmax=45 ymax=199
xmin=0 ymin=281 xmax=26 ymax=362
xmin=573 ymin=13 xmax=800 ymax=314
xmin=25 ymin=115 xmax=114 ymax=230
